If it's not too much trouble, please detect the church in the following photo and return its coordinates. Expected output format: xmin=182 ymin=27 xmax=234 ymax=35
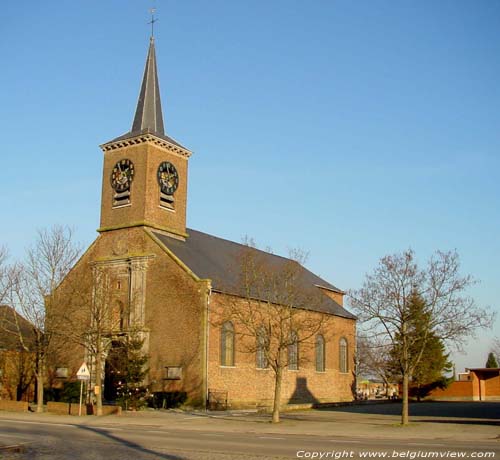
xmin=51 ymin=34 xmax=356 ymax=409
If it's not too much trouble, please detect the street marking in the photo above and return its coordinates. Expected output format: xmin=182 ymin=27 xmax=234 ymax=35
xmin=0 ymin=420 xmax=76 ymax=428
xmin=407 ymin=443 xmax=446 ymax=447
xmin=0 ymin=434 xmax=32 ymax=439
xmin=329 ymin=440 xmax=361 ymax=443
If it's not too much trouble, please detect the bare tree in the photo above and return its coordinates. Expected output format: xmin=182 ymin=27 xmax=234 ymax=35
xmin=349 ymin=249 xmax=493 ymax=425
xmin=56 ymin=265 xmax=135 ymax=416
xmin=218 ymin=243 xmax=331 ymax=423
xmin=9 ymin=226 xmax=81 ymax=412
xmin=356 ymin=334 xmax=393 ymax=396
xmin=0 ymin=246 xmax=18 ymax=306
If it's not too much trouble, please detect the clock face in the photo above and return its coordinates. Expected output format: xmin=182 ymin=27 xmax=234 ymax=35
xmin=157 ymin=161 xmax=179 ymax=195
xmin=111 ymin=159 xmax=135 ymax=192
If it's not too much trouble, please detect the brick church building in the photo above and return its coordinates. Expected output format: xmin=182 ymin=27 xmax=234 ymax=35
xmin=52 ymin=35 xmax=356 ymax=409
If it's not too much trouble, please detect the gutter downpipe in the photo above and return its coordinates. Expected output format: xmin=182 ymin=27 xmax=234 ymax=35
xmin=205 ymin=284 xmax=212 ymax=411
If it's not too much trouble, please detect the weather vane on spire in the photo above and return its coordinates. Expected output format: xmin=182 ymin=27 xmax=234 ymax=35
xmin=148 ymin=7 xmax=157 ymax=38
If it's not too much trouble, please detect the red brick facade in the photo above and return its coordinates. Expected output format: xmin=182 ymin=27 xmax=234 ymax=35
xmin=208 ymin=293 xmax=355 ymax=408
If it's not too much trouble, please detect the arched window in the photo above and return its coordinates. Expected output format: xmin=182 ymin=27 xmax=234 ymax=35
xmin=316 ymin=334 xmax=325 ymax=372
xmin=288 ymin=331 xmax=299 ymax=370
xmin=111 ymin=300 xmax=127 ymax=331
xmin=339 ymin=337 xmax=348 ymax=373
xmin=220 ymin=322 xmax=235 ymax=366
xmin=256 ymin=327 xmax=269 ymax=369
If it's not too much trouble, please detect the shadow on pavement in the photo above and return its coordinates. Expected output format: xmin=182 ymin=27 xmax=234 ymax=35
xmin=317 ymin=401 xmax=500 ymax=423
xmin=76 ymin=425 xmax=186 ymax=460
xmin=417 ymin=419 xmax=500 ymax=426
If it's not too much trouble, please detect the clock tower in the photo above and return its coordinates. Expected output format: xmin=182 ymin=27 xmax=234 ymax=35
xmin=98 ymin=37 xmax=191 ymax=239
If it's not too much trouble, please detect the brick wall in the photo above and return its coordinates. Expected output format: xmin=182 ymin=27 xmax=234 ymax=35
xmin=484 ymin=374 xmax=500 ymax=400
xmin=49 ymin=226 xmax=208 ymax=407
xmin=0 ymin=400 xmax=29 ymax=412
xmin=50 ymin=224 xmax=355 ymax=410
xmin=47 ymin=401 xmax=122 ymax=415
xmin=141 ymin=229 xmax=207 ymax=405
xmin=208 ymin=292 xmax=355 ymax=409
xmin=99 ymin=141 xmax=189 ymax=237
xmin=0 ymin=350 xmax=35 ymax=402
xmin=428 ymin=381 xmax=473 ymax=400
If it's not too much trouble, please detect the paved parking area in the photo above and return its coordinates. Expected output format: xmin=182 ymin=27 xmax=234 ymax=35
xmin=316 ymin=401 xmax=500 ymax=420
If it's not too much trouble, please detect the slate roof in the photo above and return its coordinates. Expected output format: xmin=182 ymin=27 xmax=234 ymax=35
xmin=0 ymin=305 xmax=36 ymax=351
xmin=132 ymin=37 xmax=164 ymax=135
xmin=104 ymin=38 xmax=189 ymax=151
xmin=152 ymin=229 xmax=356 ymax=320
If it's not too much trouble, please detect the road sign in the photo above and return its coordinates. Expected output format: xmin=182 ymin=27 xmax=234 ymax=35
xmin=76 ymin=362 xmax=90 ymax=380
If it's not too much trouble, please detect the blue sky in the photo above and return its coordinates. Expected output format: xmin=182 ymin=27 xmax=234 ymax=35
xmin=1 ymin=0 xmax=498 ymax=371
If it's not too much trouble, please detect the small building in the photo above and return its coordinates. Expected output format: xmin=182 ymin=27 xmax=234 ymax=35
xmin=428 ymin=368 xmax=500 ymax=401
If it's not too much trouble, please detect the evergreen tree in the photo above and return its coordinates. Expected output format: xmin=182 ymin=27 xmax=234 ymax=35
xmin=116 ymin=331 xmax=149 ymax=410
xmin=411 ymin=333 xmax=452 ymax=400
xmin=389 ymin=291 xmax=452 ymax=400
xmin=485 ymin=352 xmax=498 ymax=368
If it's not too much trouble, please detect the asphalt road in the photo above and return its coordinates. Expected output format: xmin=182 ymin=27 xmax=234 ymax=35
xmin=0 ymin=417 xmax=498 ymax=460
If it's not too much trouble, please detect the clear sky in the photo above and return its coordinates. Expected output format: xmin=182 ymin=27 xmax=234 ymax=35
xmin=1 ymin=0 xmax=498 ymax=371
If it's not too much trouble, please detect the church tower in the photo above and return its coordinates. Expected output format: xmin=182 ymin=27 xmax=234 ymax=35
xmin=98 ymin=37 xmax=191 ymax=239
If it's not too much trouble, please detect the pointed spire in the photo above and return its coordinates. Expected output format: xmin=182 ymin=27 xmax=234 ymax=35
xmin=131 ymin=37 xmax=165 ymax=135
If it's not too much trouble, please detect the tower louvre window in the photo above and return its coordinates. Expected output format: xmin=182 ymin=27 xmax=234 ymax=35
xmin=159 ymin=192 xmax=175 ymax=210
xmin=113 ymin=190 xmax=131 ymax=207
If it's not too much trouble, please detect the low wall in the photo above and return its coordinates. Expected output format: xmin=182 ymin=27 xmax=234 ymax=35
xmin=484 ymin=375 xmax=500 ymax=398
xmin=428 ymin=381 xmax=473 ymax=401
xmin=47 ymin=401 xmax=122 ymax=416
xmin=0 ymin=400 xmax=29 ymax=412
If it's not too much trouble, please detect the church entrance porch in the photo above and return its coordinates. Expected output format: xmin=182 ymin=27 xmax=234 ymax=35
xmin=103 ymin=340 xmax=127 ymax=402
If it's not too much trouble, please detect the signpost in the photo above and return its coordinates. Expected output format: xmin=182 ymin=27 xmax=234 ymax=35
xmin=76 ymin=362 xmax=90 ymax=416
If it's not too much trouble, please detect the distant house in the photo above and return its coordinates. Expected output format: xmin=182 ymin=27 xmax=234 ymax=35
xmin=0 ymin=305 xmax=36 ymax=401
xmin=357 ymin=378 xmax=398 ymax=399
xmin=428 ymin=368 xmax=500 ymax=401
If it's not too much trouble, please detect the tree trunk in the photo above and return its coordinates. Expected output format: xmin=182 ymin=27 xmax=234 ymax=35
xmin=272 ymin=366 xmax=283 ymax=424
xmin=36 ymin=372 xmax=44 ymax=413
xmin=95 ymin=344 xmax=103 ymax=416
xmin=401 ymin=372 xmax=409 ymax=425
xmin=35 ymin=353 xmax=44 ymax=413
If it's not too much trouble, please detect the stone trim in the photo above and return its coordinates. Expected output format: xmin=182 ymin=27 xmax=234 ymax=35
xmin=97 ymin=222 xmax=188 ymax=239
xmin=144 ymin=229 xmax=202 ymax=283
xmin=100 ymin=133 xmax=192 ymax=159
xmin=315 ymin=284 xmax=345 ymax=295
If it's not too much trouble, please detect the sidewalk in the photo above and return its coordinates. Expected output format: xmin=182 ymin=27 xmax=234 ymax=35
xmin=0 ymin=408 xmax=498 ymax=444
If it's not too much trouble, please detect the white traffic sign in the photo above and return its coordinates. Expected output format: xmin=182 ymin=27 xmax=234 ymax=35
xmin=76 ymin=362 xmax=90 ymax=380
